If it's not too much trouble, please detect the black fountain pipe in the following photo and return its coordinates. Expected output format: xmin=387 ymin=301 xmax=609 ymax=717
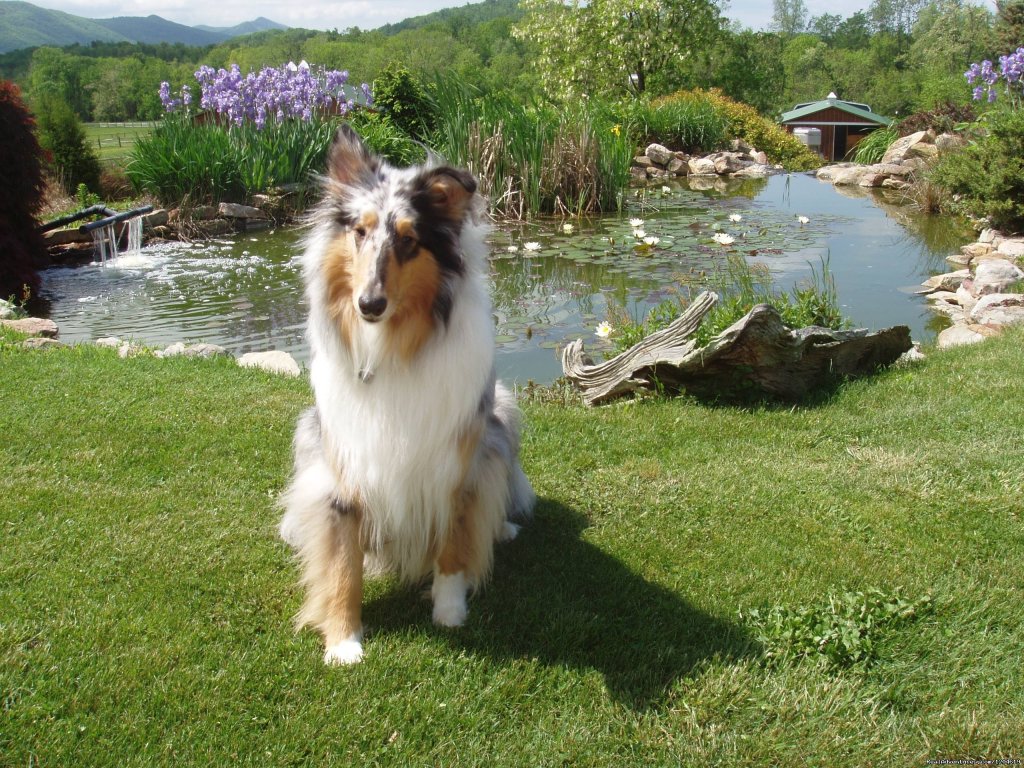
xmin=78 ymin=205 xmax=154 ymax=234
xmin=38 ymin=204 xmax=118 ymax=233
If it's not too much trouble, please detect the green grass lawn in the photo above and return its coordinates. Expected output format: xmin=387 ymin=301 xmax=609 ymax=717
xmin=1 ymin=329 xmax=1022 ymax=765
xmin=83 ymin=122 xmax=155 ymax=165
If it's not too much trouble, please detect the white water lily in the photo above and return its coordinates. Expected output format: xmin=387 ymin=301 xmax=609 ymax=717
xmin=729 ymin=213 xmax=743 ymax=223
xmin=712 ymin=232 xmax=735 ymax=246
xmin=633 ymin=229 xmax=647 ymax=239
xmin=523 ymin=241 xmax=542 ymax=252
xmin=661 ymin=186 xmax=671 ymax=194
xmin=797 ymin=215 xmax=810 ymax=225
xmin=643 ymin=236 xmax=660 ymax=246
xmin=507 ymin=245 xmax=519 ymax=253
xmin=629 ymin=217 xmax=644 ymax=228
xmin=562 ymin=223 xmax=575 ymax=234
xmin=595 ymin=321 xmax=613 ymax=338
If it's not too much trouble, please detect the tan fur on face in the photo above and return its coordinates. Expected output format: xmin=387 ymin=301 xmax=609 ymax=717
xmin=320 ymin=212 xmax=442 ymax=365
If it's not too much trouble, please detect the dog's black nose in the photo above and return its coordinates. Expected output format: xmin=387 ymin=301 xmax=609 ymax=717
xmin=357 ymin=293 xmax=387 ymax=319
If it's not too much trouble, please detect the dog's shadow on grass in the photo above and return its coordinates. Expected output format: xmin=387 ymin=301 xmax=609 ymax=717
xmin=365 ymin=498 xmax=760 ymax=709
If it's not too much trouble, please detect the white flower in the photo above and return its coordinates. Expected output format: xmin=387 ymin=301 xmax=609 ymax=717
xmin=661 ymin=186 xmax=671 ymax=194
xmin=643 ymin=236 xmax=660 ymax=246
xmin=633 ymin=229 xmax=646 ymax=239
xmin=797 ymin=215 xmax=810 ymax=225
xmin=595 ymin=321 xmax=613 ymax=338
xmin=507 ymin=245 xmax=519 ymax=253
xmin=729 ymin=213 xmax=743 ymax=223
xmin=712 ymin=232 xmax=735 ymax=246
xmin=523 ymin=242 xmax=542 ymax=252
xmin=562 ymin=223 xmax=575 ymax=234
xmin=629 ymin=218 xmax=644 ymax=228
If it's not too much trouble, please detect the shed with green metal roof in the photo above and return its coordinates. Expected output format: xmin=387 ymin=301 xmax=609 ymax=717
xmin=780 ymin=93 xmax=893 ymax=162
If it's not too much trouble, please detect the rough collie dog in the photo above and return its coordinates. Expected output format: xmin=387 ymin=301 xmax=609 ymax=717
xmin=280 ymin=125 xmax=535 ymax=665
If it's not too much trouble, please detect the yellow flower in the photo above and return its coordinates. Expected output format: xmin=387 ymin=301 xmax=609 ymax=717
xmin=611 ymin=124 xmax=621 ymax=137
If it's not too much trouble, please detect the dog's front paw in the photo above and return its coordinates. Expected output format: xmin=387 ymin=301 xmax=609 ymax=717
xmin=431 ymin=571 xmax=468 ymax=628
xmin=324 ymin=639 xmax=364 ymax=665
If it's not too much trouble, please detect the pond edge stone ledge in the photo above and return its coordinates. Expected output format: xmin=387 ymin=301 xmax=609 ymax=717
xmin=917 ymin=229 xmax=1024 ymax=349
xmin=0 ymin=316 xmax=302 ymax=378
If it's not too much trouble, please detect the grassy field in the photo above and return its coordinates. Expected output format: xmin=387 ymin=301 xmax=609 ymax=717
xmin=83 ymin=122 xmax=155 ymax=165
xmin=1 ymin=327 xmax=1022 ymax=765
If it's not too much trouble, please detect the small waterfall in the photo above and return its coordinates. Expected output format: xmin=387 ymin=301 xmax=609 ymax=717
xmin=123 ymin=216 xmax=143 ymax=258
xmin=91 ymin=224 xmax=118 ymax=264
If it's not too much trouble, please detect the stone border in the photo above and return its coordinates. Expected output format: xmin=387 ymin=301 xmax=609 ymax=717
xmin=917 ymin=229 xmax=1024 ymax=348
xmin=631 ymin=139 xmax=779 ymax=183
xmin=0 ymin=318 xmax=302 ymax=378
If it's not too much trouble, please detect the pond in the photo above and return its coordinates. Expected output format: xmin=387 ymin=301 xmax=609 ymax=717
xmin=40 ymin=172 xmax=972 ymax=385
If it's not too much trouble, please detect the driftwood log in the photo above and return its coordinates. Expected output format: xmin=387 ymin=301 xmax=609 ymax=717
xmin=562 ymin=291 xmax=913 ymax=405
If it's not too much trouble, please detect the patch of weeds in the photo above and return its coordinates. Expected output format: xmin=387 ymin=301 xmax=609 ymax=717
xmin=518 ymin=377 xmax=584 ymax=406
xmin=740 ymin=588 xmax=933 ymax=669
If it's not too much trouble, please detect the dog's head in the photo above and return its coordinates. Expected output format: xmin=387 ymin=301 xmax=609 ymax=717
xmin=318 ymin=124 xmax=478 ymax=331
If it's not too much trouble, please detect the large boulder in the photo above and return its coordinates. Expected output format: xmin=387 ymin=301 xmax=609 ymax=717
xmin=1 ymin=317 xmax=58 ymax=338
xmin=972 ymin=259 xmax=1024 ymax=296
xmin=880 ymin=130 xmax=934 ymax=164
xmin=238 ymin=350 xmax=301 ymax=377
xmin=687 ymin=157 xmax=718 ymax=175
xmin=644 ymin=143 xmax=675 ymax=166
xmin=969 ymin=293 xmax=1024 ymax=325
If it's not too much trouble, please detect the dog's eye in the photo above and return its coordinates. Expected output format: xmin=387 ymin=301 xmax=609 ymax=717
xmin=399 ymin=234 xmax=416 ymax=249
xmin=352 ymin=226 xmax=367 ymax=239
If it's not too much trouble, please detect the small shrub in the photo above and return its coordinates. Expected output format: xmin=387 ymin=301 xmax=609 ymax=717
xmin=34 ymin=95 xmax=102 ymax=195
xmin=372 ymin=64 xmax=436 ymax=140
xmin=347 ymin=111 xmax=425 ymax=167
xmin=929 ymin=106 xmax=1024 ymax=232
xmin=0 ymin=80 xmax=48 ymax=301
xmin=896 ymin=101 xmax=976 ymax=137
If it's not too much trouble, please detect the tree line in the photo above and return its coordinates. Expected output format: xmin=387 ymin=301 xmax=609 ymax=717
xmin=0 ymin=0 xmax=1021 ymax=124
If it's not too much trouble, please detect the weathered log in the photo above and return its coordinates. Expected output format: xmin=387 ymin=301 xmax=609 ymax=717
xmin=562 ymin=291 xmax=913 ymax=405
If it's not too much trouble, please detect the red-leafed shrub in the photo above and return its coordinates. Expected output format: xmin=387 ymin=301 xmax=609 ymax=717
xmin=0 ymin=80 xmax=48 ymax=302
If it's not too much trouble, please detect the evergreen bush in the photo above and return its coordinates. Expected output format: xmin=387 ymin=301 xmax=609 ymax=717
xmin=34 ymin=95 xmax=102 ymax=195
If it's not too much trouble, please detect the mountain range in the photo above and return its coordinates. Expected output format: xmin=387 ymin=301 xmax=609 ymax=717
xmin=0 ymin=1 xmax=287 ymax=53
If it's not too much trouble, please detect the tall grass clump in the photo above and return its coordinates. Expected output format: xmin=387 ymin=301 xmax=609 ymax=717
xmin=426 ymin=76 xmax=632 ymax=217
xmin=849 ymin=125 xmax=898 ymax=164
xmin=625 ymin=95 xmax=730 ymax=153
xmin=127 ymin=115 xmax=244 ymax=204
xmin=610 ymin=254 xmax=847 ymax=354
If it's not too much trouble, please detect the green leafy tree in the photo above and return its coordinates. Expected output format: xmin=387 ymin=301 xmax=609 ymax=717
xmin=514 ymin=0 xmax=723 ymax=100
xmin=772 ymin=0 xmax=808 ymax=37
xmin=709 ymin=30 xmax=786 ymax=114
xmin=27 ymin=47 xmax=92 ymax=120
xmin=910 ymin=0 xmax=994 ymax=108
xmin=995 ymin=0 xmax=1024 ymax=52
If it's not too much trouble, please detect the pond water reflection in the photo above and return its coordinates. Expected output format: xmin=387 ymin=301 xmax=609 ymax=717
xmin=41 ymin=173 xmax=972 ymax=384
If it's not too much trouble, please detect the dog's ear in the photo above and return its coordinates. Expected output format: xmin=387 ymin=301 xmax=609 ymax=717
xmin=328 ymin=123 xmax=377 ymax=186
xmin=418 ymin=167 xmax=478 ymax=222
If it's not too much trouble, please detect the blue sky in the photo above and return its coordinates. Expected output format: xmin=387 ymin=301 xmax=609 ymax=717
xmin=22 ymin=0 xmax=994 ymax=34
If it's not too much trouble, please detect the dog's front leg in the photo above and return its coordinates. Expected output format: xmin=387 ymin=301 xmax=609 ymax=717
xmin=301 ymin=499 xmax=365 ymax=665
